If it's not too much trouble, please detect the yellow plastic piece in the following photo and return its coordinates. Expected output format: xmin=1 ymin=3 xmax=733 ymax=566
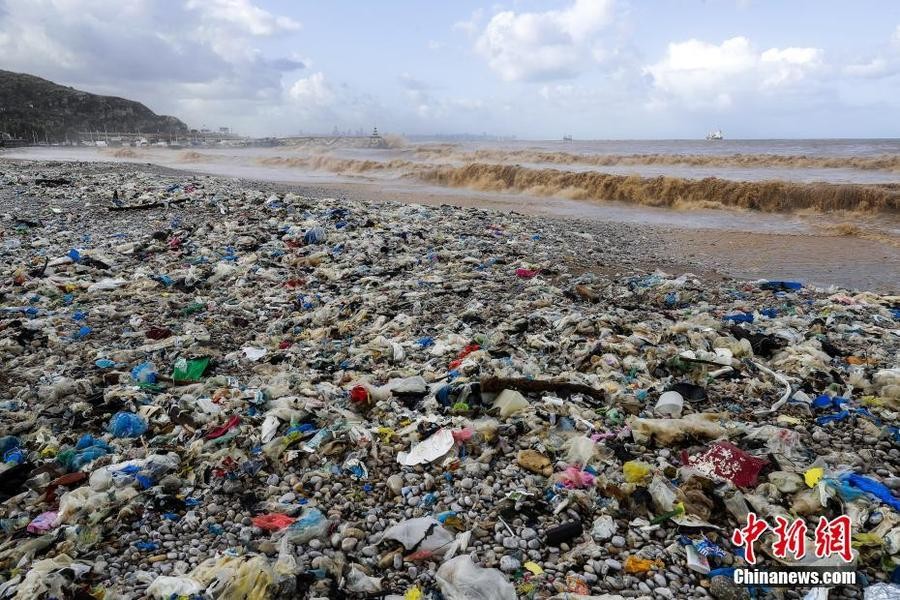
xmin=623 ymin=555 xmax=662 ymax=574
xmin=404 ymin=585 xmax=423 ymax=600
xmin=623 ymin=460 xmax=652 ymax=483
xmin=523 ymin=561 xmax=544 ymax=575
xmin=190 ymin=555 xmax=274 ymax=600
xmin=804 ymin=467 xmax=824 ymax=488
xmin=851 ymin=533 xmax=883 ymax=548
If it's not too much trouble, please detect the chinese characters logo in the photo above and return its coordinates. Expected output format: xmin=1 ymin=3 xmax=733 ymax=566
xmin=731 ymin=513 xmax=852 ymax=564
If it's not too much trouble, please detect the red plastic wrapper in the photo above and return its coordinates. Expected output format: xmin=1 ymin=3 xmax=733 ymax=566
xmin=205 ymin=415 xmax=241 ymax=439
xmin=515 ymin=268 xmax=539 ymax=279
xmin=349 ymin=385 xmax=371 ymax=405
xmin=681 ymin=441 xmax=768 ymax=487
xmin=251 ymin=513 xmax=296 ymax=531
xmin=448 ymin=343 xmax=480 ymax=369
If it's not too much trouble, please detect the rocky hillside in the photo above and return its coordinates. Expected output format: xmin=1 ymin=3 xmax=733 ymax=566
xmin=0 ymin=70 xmax=187 ymax=142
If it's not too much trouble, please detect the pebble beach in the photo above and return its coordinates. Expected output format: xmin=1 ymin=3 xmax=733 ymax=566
xmin=1 ymin=159 xmax=899 ymax=599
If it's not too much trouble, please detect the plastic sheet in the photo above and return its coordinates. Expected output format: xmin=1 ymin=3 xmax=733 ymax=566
xmin=435 ymin=555 xmax=516 ymax=600
xmin=682 ymin=442 xmax=768 ymax=487
xmin=107 ymin=411 xmax=148 ymax=437
xmin=172 ymin=356 xmax=210 ymax=382
xmin=493 ymin=389 xmax=529 ymax=417
xmin=843 ymin=474 xmax=900 ymax=511
xmin=397 ymin=428 xmax=455 ymax=466
xmin=381 ymin=517 xmax=455 ymax=554
xmin=344 ymin=565 xmax=383 ymax=593
xmin=623 ymin=555 xmax=662 ymax=574
xmin=865 ymin=583 xmax=900 ymax=600
xmin=190 ymin=555 xmax=274 ymax=600
xmin=284 ymin=507 xmax=329 ymax=544
xmin=251 ymin=513 xmax=296 ymax=531
xmin=26 ymin=511 xmax=58 ymax=534
xmin=146 ymin=576 xmax=205 ymax=598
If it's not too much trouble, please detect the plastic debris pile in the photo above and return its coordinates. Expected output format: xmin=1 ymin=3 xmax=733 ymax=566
xmin=1 ymin=160 xmax=899 ymax=599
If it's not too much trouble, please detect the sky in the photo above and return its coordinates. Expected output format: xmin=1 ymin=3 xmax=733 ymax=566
xmin=0 ymin=0 xmax=898 ymax=139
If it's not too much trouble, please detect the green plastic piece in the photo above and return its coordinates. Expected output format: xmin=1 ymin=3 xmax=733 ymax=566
xmin=172 ymin=357 xmax=210 ymax=381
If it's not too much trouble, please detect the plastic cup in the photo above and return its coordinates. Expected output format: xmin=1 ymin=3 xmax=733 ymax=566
xmin=654 ymin=390 xmax=684 ymax=417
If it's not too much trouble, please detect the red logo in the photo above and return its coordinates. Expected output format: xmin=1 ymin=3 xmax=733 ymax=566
xmin=732 ymin=513 xmax=853 ymax=564
xmin=813 ymin=515 xmax=853 ymax=563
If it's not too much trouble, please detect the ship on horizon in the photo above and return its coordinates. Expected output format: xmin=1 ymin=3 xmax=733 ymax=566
xmin=706 ymin=129 xmax=724 ymax=140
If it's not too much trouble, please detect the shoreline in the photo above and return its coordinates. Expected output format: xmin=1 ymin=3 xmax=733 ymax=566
xmin=3 ymin=155 xmax=895 ymax=292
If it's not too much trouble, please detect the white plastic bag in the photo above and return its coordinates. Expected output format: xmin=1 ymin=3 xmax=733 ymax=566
xmin=435 ymin=555 xmax=516 ymax=600
xmin=146 ymin=576 xmax=205 ymax=598
xmin=397 ymin=428 xmax=455 ymax=466
xmin=563 ymin=435 xmax=595 ymax=466
xmin=381 ymin=517 xmax=455 ymax=554
xmin=343 ymin=565 xmax=382 ymax=593
xmin=493 ymin=389 xmax=528 ymax=417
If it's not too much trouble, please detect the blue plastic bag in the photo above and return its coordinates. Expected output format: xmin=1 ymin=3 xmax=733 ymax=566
xmin=813 ymin=395 xmax=847 ymax=410
xmin=723 ymin=312 xmax=754 ymax=324
xmin=108 ymin=412 xmax=148 ymax=438
xmin=823 ymin=477 xmax=867 ymax=503
xmin=59 ymin=436 xmax=111 ymax=471
xmin=816 ymin=410 xmax=849 ymax=425
xmin=303 ymin=227 xmax=327 ymax=245
xmin=0 ymin=436 xmax=19 ymax=456
xmin=3 ymin=448 xmax=25 ymax=465
xmin=130 ymin=362 xmax=158 ymax=384
xmin=843 ymin=474 xmax=900 ymax=511
xmin=286 ymin=507 xmax=328 ymax=543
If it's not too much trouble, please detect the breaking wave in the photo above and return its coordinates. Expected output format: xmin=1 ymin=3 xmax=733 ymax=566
xmin=414 ymin=147 xmax=900 ymax=172
xmin=256 ymin=155 xmax=414 ymax=173
xmin=416 ymin=163 xmax=900 ymax=214
xmin=247 ymin=153 xmax=899 ymax=214
xmin=105 ymin=148 xmax=140 ymax=158
xmin=179 ymin=150 xmax=208 ymax=162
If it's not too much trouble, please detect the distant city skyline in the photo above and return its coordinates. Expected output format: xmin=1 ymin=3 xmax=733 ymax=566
xmin=0 ymin=0 xmax=898 ymax=139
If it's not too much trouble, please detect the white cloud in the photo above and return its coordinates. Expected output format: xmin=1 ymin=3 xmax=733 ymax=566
xmin=842 ymin=25 xmax=900 ymax=79
xmin=843 ymin=57 xmax=890 ymax=78
xmin=185 ymin=0 xmax=300 ymax=36
xmin=759 ymin=47 xmax=824 ymax=86
xmin=645 ymin=36 xmax=824 ymax=109
xmin=288 ymin=72 xmax=334 ymax=107
xmin=474 ymin=0 xmax=615 ymax=81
